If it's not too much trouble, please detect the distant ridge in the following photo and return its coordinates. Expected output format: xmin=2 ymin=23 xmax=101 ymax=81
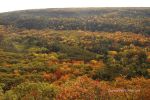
xmin=0 ymin=7 xmax=149 ymax=35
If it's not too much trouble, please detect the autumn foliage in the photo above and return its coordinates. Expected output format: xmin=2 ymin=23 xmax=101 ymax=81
xmin=0 ymin=11 xmax=149 ymax=99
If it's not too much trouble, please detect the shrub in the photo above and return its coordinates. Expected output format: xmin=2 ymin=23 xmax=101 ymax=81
xmin=4 ymin=82 xmax=59 ymax=100
xmin=56 ymin=76 xmax=107 ymax=100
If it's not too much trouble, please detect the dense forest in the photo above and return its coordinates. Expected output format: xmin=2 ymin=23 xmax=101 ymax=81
xmin=0 ymin=8 xmax=150 ymax=100
xmin=0 ymin=8 xmax=150 ymax=35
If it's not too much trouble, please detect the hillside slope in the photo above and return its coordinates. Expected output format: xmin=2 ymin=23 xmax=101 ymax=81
xmin=0 ymin=8 xmax=150 ymax=34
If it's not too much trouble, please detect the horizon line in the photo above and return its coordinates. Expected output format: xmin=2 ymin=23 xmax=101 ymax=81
xmin=0 ymin=7 xmax=149 ymax=13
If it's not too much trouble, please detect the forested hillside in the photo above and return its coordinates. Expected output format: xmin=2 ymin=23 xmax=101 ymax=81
xmin=0 ymin=8 xmax=150 ymax=34
xmin=0 ymin=8 xmax=150 ymax=100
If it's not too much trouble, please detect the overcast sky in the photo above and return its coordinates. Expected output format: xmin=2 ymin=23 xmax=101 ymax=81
xmin=0 ymin=0 xmax=149 ymax=13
